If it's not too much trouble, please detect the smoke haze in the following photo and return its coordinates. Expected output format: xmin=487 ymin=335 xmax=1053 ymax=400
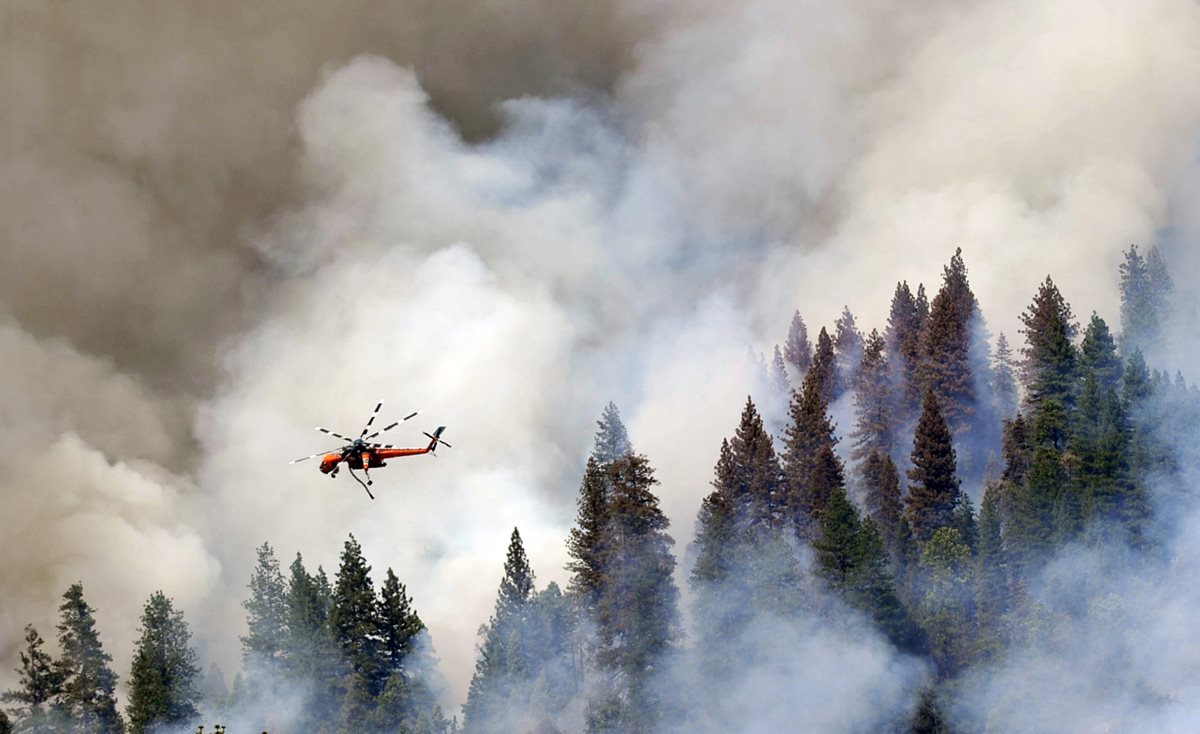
xmin=4 ymin=0 xmax=1200 ymax=721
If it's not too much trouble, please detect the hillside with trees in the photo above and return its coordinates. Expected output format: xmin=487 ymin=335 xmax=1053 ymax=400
xmin=5 ymin=246 xmax=1195 ymax=733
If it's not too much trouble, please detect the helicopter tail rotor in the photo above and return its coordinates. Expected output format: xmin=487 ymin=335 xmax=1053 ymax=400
xmin=423 ymin=427 xmax=451 ymax=453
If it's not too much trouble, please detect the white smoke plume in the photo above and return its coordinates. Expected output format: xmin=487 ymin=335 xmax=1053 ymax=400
xmin=3 ymin=0 xmax=1200 ymax=723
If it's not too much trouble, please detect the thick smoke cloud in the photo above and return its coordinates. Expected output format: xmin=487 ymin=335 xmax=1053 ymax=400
xmin=4 ymin=0 xmax=1200 ymax=719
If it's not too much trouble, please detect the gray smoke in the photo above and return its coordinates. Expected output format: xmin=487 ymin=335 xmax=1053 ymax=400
xmin=3 ymin=0 xmax=1200 ymax=720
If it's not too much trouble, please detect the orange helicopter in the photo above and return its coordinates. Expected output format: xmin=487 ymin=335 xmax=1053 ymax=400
xmin=290 ymin=402 xmax=450 ymax=499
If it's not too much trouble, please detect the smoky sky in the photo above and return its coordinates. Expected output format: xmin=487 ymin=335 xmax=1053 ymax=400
xmin=3 ymin=0 xmax=1200 ymax=715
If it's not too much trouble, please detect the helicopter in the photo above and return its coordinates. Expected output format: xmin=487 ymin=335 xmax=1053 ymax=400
xmin=289 ymin=401 xmax=450 ymax=499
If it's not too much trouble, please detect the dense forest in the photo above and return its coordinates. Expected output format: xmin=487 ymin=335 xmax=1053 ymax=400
xmin=5 ymin=245 xmax=1194 ymax=733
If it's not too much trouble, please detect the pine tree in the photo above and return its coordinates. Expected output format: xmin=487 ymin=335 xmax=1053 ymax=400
xmin=834 ymin=307 xmax=864 ymax=398
xmin=566 ymin=457 xmax=610 ymax=611
xmin=331 ymin=534 xmax=385 ymax=726
xmin=861 ymin=450 xmax=903 ymax=558
xmin=2 ymin=625 xmax=66 ymax=733
xmin=770 ymin=346 xmax=790 ymax=397
xmin=918 ymin=527 xmax=975 ymax=677
xmin=1001 ymin=414 xmax=1031 ymax=487
xmin=815 ymin=487 xmax=921 ymax=652
xmin=921 ymin=248 xmax=978 ymax=435
xmin=781 ymin=369 xmax=839 ymax=536
xmin=1074 ymin=374 xmax=1148 ymax=547
xmin=975 ymin=482 xmax=1009 ymax=655
xmin=1019 ymin=277 xmax=1078 ymax=408
xmin=1079 ymin=314 xmax=1123 ymax=393
xmin=905 ymin=391 xmax=961 ymax=544
xmin=590 ymin=455 xmax=680 ymax=734
xmin=241 ymin=542 xmax=288 ymax=684
xmin=993 ymin=333 xmax=1018 ymax=420
xmin=726 ymin=398 xmax=784 ymax=525
xmin=593 ymin=403 xmax=632 ymax=464
xmin=372 ymin=569 xmax=443 ymax=733
xmin=805 ymin=444 xmax=846 ymax=529
xmin=464 ymin=529 xmax=538 ymax=733
xmin=126 ymin=592 xmax=200 ymax=734
xmin=809 ymin=327 xmax=837 ymax=405
xmin=851 ymin=330 xmax=896 ymax=463
xmin=284 ymin=555 xmax=343 ymax=731
xmin=783 ymin=311 xmax=812 ymax=380
xmin=814 ymin=486 xmax=862 ymax=589
xmin=525 ymin=582 xmax=580 ymax=721
xmin=55 ymin=583 xmax=122 ymax=734
xmin=379 ymin=569 xmax=426 ymax=678
xmin=1005 ymin=399 xmax=1068 ymax=572
xmin=1118 ymin=245 xmax=1173 ymax=356
xmin=886 ymin=281 xmax=929 ymax=427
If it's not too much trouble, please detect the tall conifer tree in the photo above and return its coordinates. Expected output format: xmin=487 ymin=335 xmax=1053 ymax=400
xmin=1080 ymin=314 xmax=1123 ymax=393
xmin=809 ymin=327 xmax=838 ymax=405
xmin=566 ymin=457 xmax=611 ymax=612
xmin=589 ymin=455 xmax=680 ymax=734
xmin=993 ymin=333 xmax=1018 ymax=420
xmin=126 ymin=593 xmax=200 ymax=734
xmin=783 ymin=311 xmax=812 ymax=381
xmin=861 ymin=450 xmax=903 ymax=557
xmin=905 ymin=391 xmax=961 ymax=544
xmin=834 ymin=307 xmax=864 ymax=398
xmin=593 ymin=403 xmax=633 ymax=464
xmin=726 ymin=398 xmax=784 ymax=525
xmin=852 ymin=330 xmax=896 ymax=463
xmin=1005 ymin=399 xmax=1068 ymax=571
xmin=465 ymin=529 xmax=537 ymax=733
xmin=1019 ymin=277 xmax=1078 ymax=408
xmin=975 ymin=482 xmax=1009 ymax=653
xmin=55 ymin=584 xmax=122 ymax=734
xmin=2 ymin=625 xmax=66 ymax=733
xmin=1119 ymin=245 xmax=1173 ymax=355
xmin=284 ymin=555 xmax=342 ymax=731
xmin=241 ymin=542 xmax=288 ymax=684
xmin=782 ymin=369 xmax=839 ymax=536
xmin=921 ymin=248 xmax=978 ymax=435
xmin=331 ymin=534 xmax=385 ymax=725
xmin=886 ymin=281 xmax=929 ymax=427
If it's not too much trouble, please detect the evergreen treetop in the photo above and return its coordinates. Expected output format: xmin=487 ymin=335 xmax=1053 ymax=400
xmin=241 ymin=542 xmax=288 ymax=673
xmin=56 ymin=583 xmax=123 ymax=734
xmin=834 ymin=306 xmax=864 ymax=397
xmin=593 ymin=403 xmax=632 ymax=464
xmin=126 ymin=592 xmax=200 ymax=734
xmin=726 ymin=397 xmax=784 ymax=525
xmin=1019 ymin=277 xmax=1078 ymax=407
xmin=905 ymin=390 xmax=961 ymax=543
xmin=2 ymin=625 xmax=66 ymax=731
xmin=809 ymin=327 xmax=838 ymax=404
xmin=784 ymin=311 xmax=812 ymax=379
xmin=993 ymin=332 xmax=1018 ymax=420
xmin=782 ymin=368 xmax=839 ymax=536
xmin=921 ymin=248 xmax=979 ymax=434
xmin=1080 ymin=313 xmax=1123 ymax=393
xmin=851 ymin=329 xmax=896 ymax=463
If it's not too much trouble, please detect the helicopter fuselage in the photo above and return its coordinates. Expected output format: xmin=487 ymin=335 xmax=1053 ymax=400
xmin=319 ymin=447 xmax=434 ymax=474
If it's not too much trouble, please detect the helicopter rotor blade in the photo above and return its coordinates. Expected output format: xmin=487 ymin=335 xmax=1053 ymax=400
xmin=363 ymin=409 xmax=421 ymax=441
xmin=359 ymin=401 xmax=384 ymax=438
xmin=290 ymin=448 xmax=343 ymax=464
xmin=315 ymin=427 xmax=354 ymax=442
